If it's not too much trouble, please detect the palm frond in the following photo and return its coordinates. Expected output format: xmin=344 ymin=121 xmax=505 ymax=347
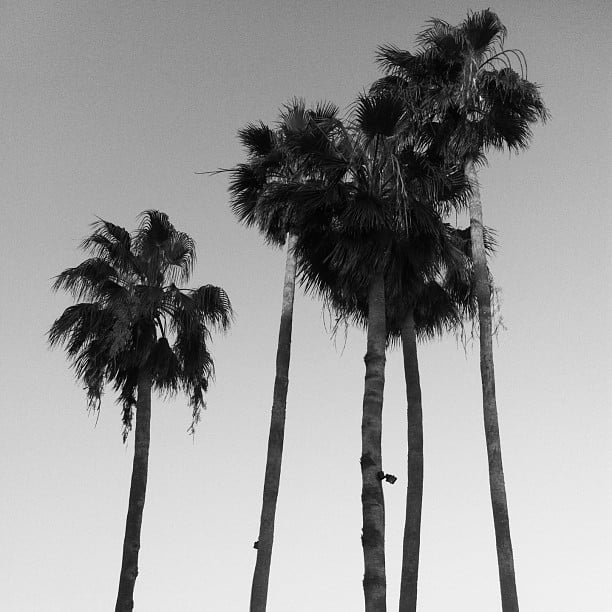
xmin=81 ymin=219 xmax=132 ymax=258
xmin=136 ymin=210 xmax=174 ymax=254
xmin=279 ymin=98 xmax=309 ymax=132
xmin=150 ymin=337 xmax=181 ymax=392
xmin=172 ymin=316 xmax=214 ymax=432
xmin=352 ymin=92 xmax=406 ymax=140
xmin=81 ymin=219 xmax=137 ymax=276
xmin=52 ymin=258 xmax=123 ymax=301
xmin=309 ymin=100 xmax=340 ymax=122
xmin=190 ymin=285 xmax=233 ymax=331
xmin=228 ymin=164 xmax=268 ymax=224
xmin=462 ymin=9 xmax=506 ymax=55
xmin=415 ymin=17 xmax=455 ymax=51
xmin=165 ymin=231 xmax=196 ymax=284
xmin=112 ymin=367 xmax=138 ymax=440
xmin=238 ymin=122 xmax=277 ymax=158
xmin=283 ymin=117 xmax=348 ymax=175
xmin=48 ymin=302 xmax=112 ymax=354
xmin=375 ymin=44 xmax=417 ymax=74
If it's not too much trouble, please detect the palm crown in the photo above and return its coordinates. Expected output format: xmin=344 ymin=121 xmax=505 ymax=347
xmin=275 ymin=94 xmax=472 ymax=322
xmin=376 ymin=9 xmax=549 ymax=162
xmin=228 ymin=99 xmax=342 ymax=245
xmin=49 ymin=210 xmax=232 ymax=438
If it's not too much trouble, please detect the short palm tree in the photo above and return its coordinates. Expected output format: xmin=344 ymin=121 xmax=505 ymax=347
xmin=377 ymin=10 xmax=548 ymax=611
xmin=227 ymin=100 xmax=338 ymax=612
xmin=48 ymin=211 xmax=232 ymax=612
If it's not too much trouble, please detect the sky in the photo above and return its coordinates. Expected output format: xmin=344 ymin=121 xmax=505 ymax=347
xmin=1 ymin=1 xmax=610 ymax=610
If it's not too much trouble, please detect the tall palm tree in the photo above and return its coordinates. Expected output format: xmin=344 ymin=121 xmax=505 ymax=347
xmin=372 ymin=111 xmax=489 ymax=612
xmin=281 ymin=94 xmax=469 ymax=612
xmin=391 ymin=224 xmax=499 ymax=612
xmin=227 ymin=100 xmax=338 ymax=612
xmin=48 ymin=211 xmax=232 ymax=612
xmin=301 ymin=189 xmax=480 ymax=612
xmin=289 ymin=98 xmax=405 ymax=612
xmin=377 ymin=10 xmax=548 ymax=610
xmin=307 ymin=140 xmax=476 ymax=612
xmin=389 ymin=229 xmax=473 ymax=612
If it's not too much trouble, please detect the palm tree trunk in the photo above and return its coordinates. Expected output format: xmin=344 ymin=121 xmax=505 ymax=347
xmin=250 ymin=233 xmax=297 ymax=612
xmin=467 ymin=160 xmax=519 ymax=612
xmin=361 ymin=269 xmax=387 ymax=612
xmin=115 ymin=373 xmax=153 ymax=612
xmin=398 ymin=309 xmax=423 ymax=612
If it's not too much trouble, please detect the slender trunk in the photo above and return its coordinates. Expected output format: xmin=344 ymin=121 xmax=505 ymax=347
xmin=115 ymin=373 xmax=153 ymax=612
xmin=467 ymin=160 xmax=519 ymax=612
xmin=361 ymin=269 xmax=387 ymax=612
xmin=250 ymin=234 xmax=297 ymax=612
xmin=398 ymin=310 xmax=423 ymax=612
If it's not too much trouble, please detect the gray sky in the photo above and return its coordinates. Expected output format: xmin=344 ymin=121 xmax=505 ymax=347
xmin=1 ymin=1 xmax=610 ymax=610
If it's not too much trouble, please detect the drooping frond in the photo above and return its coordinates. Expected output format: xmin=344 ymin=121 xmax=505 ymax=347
xmin=149 ymin=337 xmax=180 ymax=390
xmin=81 ymin=219 xmax=132 ymax=255
xmin=112 ymin=367 xmax=138 ymax=440
xmin=48 ymin=302 xmax=113 ymax=356
xmin=164 ymin=230 xmax=196 ymax=284
xmin=477 ymin=68 xmax=549 ymax=152
xmin=52 ymin=258 xmax=125 ymax=302
xmin=167 ymin=284 xmax=233 ymax=334
xmin=81 ymin=219 xmax=136 ymax=276
xmin=172 ymin=311 xmax=214 ymax=432
xmin=191 ymin=285 xmax=233 ymax=330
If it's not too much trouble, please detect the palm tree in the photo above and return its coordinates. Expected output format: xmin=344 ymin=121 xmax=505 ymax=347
xmin=377 ymin=10 xmax=548 ymax=610
xmin=371 ymin=106 xmax=487 ymax=612
xmin=282 ymin=94 xmax=470 ymax=612
xmin=391 ymin=224 xmax=499 ymax=612
xmin=389 ymin=231 xmax=470 ymax=612
xmin=227 ymin=101 xmax=338 ymax=612
xmin=48 ymin=211 xmax=232 ymax=612
xmin=290 ymin=98 xmax=405 ymax=612
xmin=300 ymin=183 xmax=479 ymax=612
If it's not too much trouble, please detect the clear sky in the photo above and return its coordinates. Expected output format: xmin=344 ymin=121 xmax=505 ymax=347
xmin=1 ymin=1 xmax=610 ymax=610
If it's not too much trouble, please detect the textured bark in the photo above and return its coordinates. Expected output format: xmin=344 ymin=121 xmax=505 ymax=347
xmin=361 ymin=270 xmax=387 ymax=612
xmin=250 ymin=234 xmax=297 ymax=612
xmin=467 ymin=160 xmax=519 ymax=612
xmin=115 ymin=373 xmax=153 ymax=612
xmin=398 ymin=310 xmax=423 ymax=612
